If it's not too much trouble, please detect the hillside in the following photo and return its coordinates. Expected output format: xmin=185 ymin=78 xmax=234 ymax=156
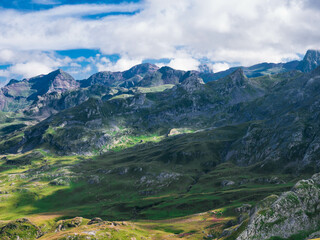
xmin=0 ymin=50 xmax=320 ymax=239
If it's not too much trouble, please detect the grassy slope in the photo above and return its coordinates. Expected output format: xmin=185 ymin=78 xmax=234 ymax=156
xmin=0 ymin=124 xmax=304 ymax=223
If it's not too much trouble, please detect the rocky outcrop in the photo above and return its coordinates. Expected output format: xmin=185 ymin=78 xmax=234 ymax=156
xmin=56 ymin=217 xmax=83 ymax=232
xmin=122 ymin=63 xmax=159 ymax=79
xmin=28 ymin=69 xmax=79 ymax=99
xmin=136 ymin=66 xmax=185 ymax=87
xmin=80 ymin=71 xmax=124 ymax=88
xmin=80 ymin=63 xmax=159 ymax=88
xmin=88 ymin=217 xmax=104 ymax=225
xmin=297 ymin=49 xmax=320 ymax=73
xmin=0 ymin=218 xmax=42 ymax=240
xmin=0 ymin=69 xmax=79 ymax=112
xmin=237 ymin=173 xmax=320 ymax=240
xmin=179 ymin=76 xmax=205 ymax=93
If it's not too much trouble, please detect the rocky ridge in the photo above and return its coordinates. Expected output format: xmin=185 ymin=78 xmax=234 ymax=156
xmin=237 ymin=173 xmax=320 ymax=240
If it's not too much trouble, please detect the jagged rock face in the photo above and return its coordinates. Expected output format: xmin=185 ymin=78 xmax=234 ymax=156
xmin=224 ymin=67 xmax=320 ymax=172
xmin=208 ymin=68 xmax=264 ymax=105
xmin=229 ymin=68 xmax=246 ymax=87
xmin=28 ymin=69 xmax=79 ymax=99
xmin=80 ymin=63 xmax=159 ymax=88
xmin=135 ymin=66 xmax=185 ymax=87
xmin=158 ymin=66 xmax=185 ymax=83
xmin=80 ymin=71 xmax=123 ymax=88
xmin=297 ymin=49 xmax=320 ymax=73
xmin=237 ymin=173 xmax=320 ymax=240
xmin=122 ymin=63 xmax=159 ymax=79
xmin=48 ymin=69 xmax=79 ymax=93
xmin=0 ymin=69 xmax=79 ymax=111
xmin=0 ymin=91 xmax=7 ymax=110
xmin=179 ymin=76 xmax=205 ymax=93
xmin=23 ymin=83 xmax=116 ymax=118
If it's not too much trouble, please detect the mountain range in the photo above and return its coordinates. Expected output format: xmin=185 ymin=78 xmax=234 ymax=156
xmin=0 ymin=49 xmax=320 ymax=239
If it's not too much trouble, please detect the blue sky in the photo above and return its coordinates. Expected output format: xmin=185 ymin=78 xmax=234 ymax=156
xmin=0 ymin=0 xmax=319 ymax=84
xmin=0 ymin=0 xmax=140 ymax=10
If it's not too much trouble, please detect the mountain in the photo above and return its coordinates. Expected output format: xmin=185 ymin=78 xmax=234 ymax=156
xmin=297 ymin=49 xmax=320 ymax=72
xmin=223 ymin=68 xmax=320 ymax=173
xmin=1 ymin=50 xmax=320 ymax=239
xmin=7 ymin=68 xmax=267 ymax=155
xmin=79 ymin=63 xmax=159 ymax=88
xmin=197 ymin=50 xmax=318 ymax=82
xmin=137 ymin=66 xmax=185 ymax=87
xmin=27 ymin=69 xmax=79 ymax=98
xmin=0 ymin=69 xmax=79 ymax=112
xmin=0 ymin=49 xmax=319 ymax=115
xmin=2 ymin=65 xmax=320 ymax=159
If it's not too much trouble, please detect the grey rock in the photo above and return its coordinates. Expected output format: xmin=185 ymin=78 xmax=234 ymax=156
xmin=221 ymin=180 xmax=235 ymax=187
xmin=87 ymin=175 xmax=100 ymax=185
xmin=237 ymin=173 xmax=320 ymax=240
xmin=87 ymin=217 xmax=103 ymax=225
xmin=297 ymin=50 xmax=320 ymax=73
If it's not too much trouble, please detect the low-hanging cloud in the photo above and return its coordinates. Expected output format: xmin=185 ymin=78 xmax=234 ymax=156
xmin=0 ymin=0 xmax=320 ymax=80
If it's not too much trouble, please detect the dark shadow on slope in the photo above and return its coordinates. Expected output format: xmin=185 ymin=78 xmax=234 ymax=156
xmin=14 ymin=123 xmax=304 ymax=221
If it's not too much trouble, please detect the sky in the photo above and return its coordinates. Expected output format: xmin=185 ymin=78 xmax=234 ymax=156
xmin=0 ymin=0 xmax=319 ymax=84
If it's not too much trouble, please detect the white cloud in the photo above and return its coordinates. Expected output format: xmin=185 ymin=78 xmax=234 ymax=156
xmin=0 ymin=49 xmax=15 ymax=63
xmin=10 ymin=62 xmax=54 ymax=78
xmin=168 ymin=56 xmax=200 ymax=71
xmin=0 ymin=49 xmax=73 ymax=81
xmin=211 ymin=63 xmax=230 ymax=73
xmin=0 ymin=70 xmax=10 ymax=78
xmin=0 ymin=0 xmax=320 ymax=81
xmin=96 ymin=56 xmax=142 ymax=72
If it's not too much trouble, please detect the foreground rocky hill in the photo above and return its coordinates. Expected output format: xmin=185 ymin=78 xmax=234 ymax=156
xmin=237 ymin=173 xmax=320 ymax=240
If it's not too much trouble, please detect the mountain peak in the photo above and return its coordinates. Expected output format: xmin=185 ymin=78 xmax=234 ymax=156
xmin=122 ymin=63 xmax=159 ymax=79
xmin=53 ymin=68 xmax=64 ymax=74
xmin=27 ymin=69 xmax=79 ymax=99
xmin=305 ymin=49 xmax=320 ymax=56
xmin=229 ymin=68 xmax=247 ymax=86
xmin=297 ymin=49 xmax=320 ymax=73
xmin=6 ymin=79 xmax=20 ymax=86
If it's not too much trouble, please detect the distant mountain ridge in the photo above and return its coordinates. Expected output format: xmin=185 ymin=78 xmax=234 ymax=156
xmin=0 ymin=49 xmax=317 ymax=115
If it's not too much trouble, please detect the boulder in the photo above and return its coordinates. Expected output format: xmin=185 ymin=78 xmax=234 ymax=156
xmin=87 ymin=217 xmax=103 ymax=225
xmin=221 ymin=180 xmax=235 ymax=187
xmin=56 ymin=217 xmax=83 ymax=232
xmin=0 ymin=218 xmax=42 ymax=240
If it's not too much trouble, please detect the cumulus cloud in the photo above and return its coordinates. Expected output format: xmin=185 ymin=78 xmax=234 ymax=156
xmin=0 ymin=49 xmax=73 ymax=82
xmin=0 ymin=70 xmax=10 ymax=78
xmin=10 ymin=62 xmax=54 ymax=78
xmin=168 ymin=56 xmax=200 ymax=71
xmin=0 ymin=0 xmax=320 ymax=81
xmin=211 ymin=63 xmax=230 ymax=73
xmin=96 ymin=56 xmax=142 ymax=72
